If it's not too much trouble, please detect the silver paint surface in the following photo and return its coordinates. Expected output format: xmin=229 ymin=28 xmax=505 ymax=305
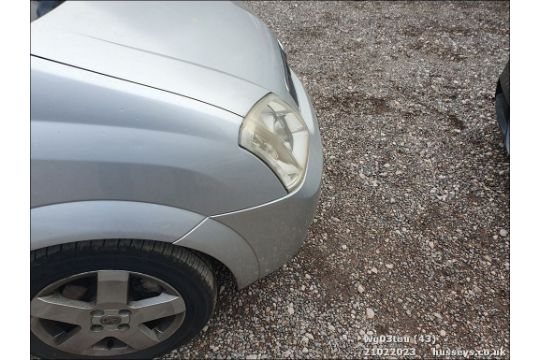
xmin=31 ymin=1 xmax=323 ymax=287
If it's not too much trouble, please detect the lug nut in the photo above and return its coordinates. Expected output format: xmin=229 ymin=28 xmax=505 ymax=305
xmin=91 ymin=325 xmax=103 ymax=332
xmin=118 ymin=324 xmax=130 ymax=331
xmin=119 ymin=309 xmax=131 ymax=316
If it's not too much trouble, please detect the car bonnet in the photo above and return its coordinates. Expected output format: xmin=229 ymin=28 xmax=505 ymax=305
xmin=31 ymin=1 xmax=295 ymax=117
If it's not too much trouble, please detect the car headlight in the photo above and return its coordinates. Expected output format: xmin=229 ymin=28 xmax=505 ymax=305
xmin=239 ymin=93 xmax=309 ymax=192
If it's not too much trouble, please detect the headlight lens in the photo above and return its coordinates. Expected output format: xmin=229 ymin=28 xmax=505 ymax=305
xmin=239 ymin=93 xmax=309 ymax=192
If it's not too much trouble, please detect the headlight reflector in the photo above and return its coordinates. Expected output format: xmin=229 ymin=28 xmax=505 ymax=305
xmin=239 ymin=93 xmax=309 ymax=192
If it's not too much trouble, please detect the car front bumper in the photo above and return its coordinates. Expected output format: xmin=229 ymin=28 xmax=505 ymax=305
xmin=212 ymin=71 xmax=323 ymax=286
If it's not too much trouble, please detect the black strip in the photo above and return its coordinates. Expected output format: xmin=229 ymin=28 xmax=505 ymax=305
xmin=280 ymin=48 xmax=298 ymax=105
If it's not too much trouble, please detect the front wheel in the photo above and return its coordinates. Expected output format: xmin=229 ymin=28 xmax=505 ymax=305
xmin=30 ymin=239 xmax=217 ymax=359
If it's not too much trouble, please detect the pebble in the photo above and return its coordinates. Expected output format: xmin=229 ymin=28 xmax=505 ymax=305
xmin=287 ymin=304 xmax=295 ymax=315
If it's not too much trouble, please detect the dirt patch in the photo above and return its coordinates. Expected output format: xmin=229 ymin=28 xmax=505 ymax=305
xmin=448 ymin=114 xmax=466 ymax=130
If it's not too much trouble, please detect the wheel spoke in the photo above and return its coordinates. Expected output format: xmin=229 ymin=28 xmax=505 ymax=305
xmin=31 ymin=293 xmax=93 ymax=325
xmin=56 ymin=327 xmax=103 ymax=354
xmin=119 ymin=325 xmax=161 ymax=350
xmin=96 ymin=270 xmax=130 ymax=305
xmin=129 ymin=292 xmax=186 ymax=324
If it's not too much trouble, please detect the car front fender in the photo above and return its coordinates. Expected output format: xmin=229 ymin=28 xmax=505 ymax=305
xmin=31 ymin=200 xmax=259 ymax=288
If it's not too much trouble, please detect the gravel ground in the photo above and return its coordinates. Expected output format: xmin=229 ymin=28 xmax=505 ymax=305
xmin=166 ymin=2 xmax=510 ymax=359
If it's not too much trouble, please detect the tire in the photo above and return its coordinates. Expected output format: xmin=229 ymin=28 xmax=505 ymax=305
xmin=31 ymin=239 xmax=217 ymax=359
xmin=499 ymin=60 xmax=510 ymax=104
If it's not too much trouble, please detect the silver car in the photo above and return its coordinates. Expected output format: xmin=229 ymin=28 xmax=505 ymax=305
xmin=31 ymin=1 xmax=322 ymax=358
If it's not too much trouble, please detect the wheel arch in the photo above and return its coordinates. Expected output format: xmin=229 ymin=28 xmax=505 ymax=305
xmin=31 ymin=201 xmax=260 ymax=289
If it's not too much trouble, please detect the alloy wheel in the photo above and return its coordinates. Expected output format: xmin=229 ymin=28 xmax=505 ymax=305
xmin=31 ymin=270 xmax=186 ymax=357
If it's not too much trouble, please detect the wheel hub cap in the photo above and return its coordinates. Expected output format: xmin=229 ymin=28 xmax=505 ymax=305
xmin=91 ymin=309 xmax=130 ymax=329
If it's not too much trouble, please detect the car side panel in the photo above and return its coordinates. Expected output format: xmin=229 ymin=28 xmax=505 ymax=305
xmin=31 ymin=57 xmax=287 ymax=215
xmin=31 ymin=201 xmax=204 ymax=249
